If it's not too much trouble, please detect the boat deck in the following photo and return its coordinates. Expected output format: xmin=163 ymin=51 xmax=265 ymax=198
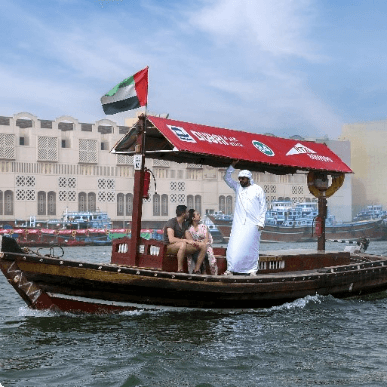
xmin=263 ymin=249 xmax=336 ymax=256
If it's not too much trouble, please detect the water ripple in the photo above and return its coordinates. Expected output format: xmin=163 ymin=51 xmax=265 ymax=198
xmin=2 ymin=244 xmax=387 ymax=386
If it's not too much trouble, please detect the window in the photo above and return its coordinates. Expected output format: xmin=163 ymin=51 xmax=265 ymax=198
xmin=153 ymin=194 xmax=160 ymax=216
xmin=226 ymin=195 xmax=233 ymax=215
xmin=38 ymin=191 xmax=46 ymax=215
xmin=161 ymin=194 xmax=168 ymax=216
xmin=79 ymin=139 xmax=97 ymax=163
xmin=4 ymin=190 xmax=13 ymax=215
xmin=47 ymin=191 xmax=56 ymax=215
xmin=153 ymin=159 xmax=170 ymax=167
xmin=264 ymin=185 xmax=276 ymax=194
xmin=88 ymin=192 xmax=96 ymax=212
xmin=187 ymin=195 xmax=194 ymax=210
xmin=19 ymin=137 xmax=25 ymax=146
xmin=291 ymin=186 xmax=304 ymax=195
xmin=78 ymin=192 xmax=87 ymax=212
xmin=0 ymin=133 xmax=15 ymax=159
xmin=61 ymin=139 xmax=70 ymax=148
xmin=126 ymin=193 xmax=133 ymax=216
xmin=38 ymin=136 xmax=58 ymax=161
xmin=195 ymin=195 xmax=202 ymax=214
xmin=117 ymin=193 xmax=124 ymax=216
xmin=219 ymin=195 xmax=225 ymax=213
xmin=117 ymin=155 xmax=133 ymax=165
xmin=101 ymin=142 xmax=109 ymax=151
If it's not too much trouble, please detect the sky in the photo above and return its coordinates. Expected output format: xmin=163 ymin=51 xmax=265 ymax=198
xmin=2 ymin=0 xmax=387 ymax=139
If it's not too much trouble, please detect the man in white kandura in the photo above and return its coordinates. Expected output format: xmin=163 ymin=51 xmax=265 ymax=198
xmin=223 ymin=160 xmax=267 ymax=276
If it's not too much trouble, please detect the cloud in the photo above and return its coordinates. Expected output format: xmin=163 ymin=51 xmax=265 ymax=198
xmin=180 ymin=0 xmax=342 ymax=137
xmin=0 ymin=0 xmax=344 ymax=137
xmin=0 ymin=64 xmax=101 ymax=121
xmin=190 ymin=0 xmax=319 ymax=60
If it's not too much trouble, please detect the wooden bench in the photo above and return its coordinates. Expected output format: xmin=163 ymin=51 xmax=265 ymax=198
xmin=111 ymin=237 xmax=228 ymax=274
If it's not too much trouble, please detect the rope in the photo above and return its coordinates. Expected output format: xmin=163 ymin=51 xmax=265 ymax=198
xmin=32 ymin=245 xmax=65 ymax=258
xmin=328 ymin=239 xmax=361 ymax=244
xmin=145 ymin=168 xmax=157 ymax=194
xmin=327 ymin=237 xmax=370 ymax=252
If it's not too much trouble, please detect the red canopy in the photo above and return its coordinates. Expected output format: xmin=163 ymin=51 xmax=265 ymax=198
xmin=112 ymin=116 xmax=352 ymax=175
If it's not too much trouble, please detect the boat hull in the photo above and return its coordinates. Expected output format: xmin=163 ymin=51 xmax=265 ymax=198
xmin=2 ymin=250 xmax=387 ymax=313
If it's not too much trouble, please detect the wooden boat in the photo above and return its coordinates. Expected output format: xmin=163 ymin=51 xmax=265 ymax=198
xmin=2 ymin=114 xmax=387 ymax=313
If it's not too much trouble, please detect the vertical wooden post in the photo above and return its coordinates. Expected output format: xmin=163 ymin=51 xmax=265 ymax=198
xmin=129 ymin=114 xmax=146 ymax=265
xmin=317 ymin=196 xmax=327 ymax=251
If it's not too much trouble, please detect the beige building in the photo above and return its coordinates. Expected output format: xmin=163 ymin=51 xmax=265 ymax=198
xmin=340 ymin=119 xmax=387 ymax=216
xmin=0 ymin=112 xmax=352 ymax=229
xmin=321 ymin=138 xmax=352 ymax=222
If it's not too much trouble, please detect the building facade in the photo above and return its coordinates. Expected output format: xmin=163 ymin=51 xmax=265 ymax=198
xmin=0 ymin=112 xmax=351 ymax=229
xmin=340 ymin=119 xmax=387 ymax=217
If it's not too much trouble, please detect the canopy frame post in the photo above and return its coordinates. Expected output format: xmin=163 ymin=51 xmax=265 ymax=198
xmin=317 ymin=196 xmax=327 ymax=251
xmin=129 ymin=114 xmax=147 ymax=264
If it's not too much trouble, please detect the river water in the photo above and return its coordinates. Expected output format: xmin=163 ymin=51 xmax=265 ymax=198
xmin=1 ymin=242 xmax=387 ymax=386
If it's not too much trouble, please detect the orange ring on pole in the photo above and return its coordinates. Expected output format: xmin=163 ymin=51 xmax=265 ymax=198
xmin=307 ymin=171 xmax=345 ymax=198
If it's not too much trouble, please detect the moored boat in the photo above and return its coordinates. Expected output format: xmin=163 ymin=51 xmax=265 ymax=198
xmin=0 ymin=227 xmax=164 ymax=247
xmin=2 ymin=114 xmax=387 ymax=313
xmin=210 ymin=201 xmax=385 ymax=243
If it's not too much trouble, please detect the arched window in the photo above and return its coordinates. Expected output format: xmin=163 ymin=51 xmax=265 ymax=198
xmin=88 ymin=192 xmax=96 ymax=212
xmin=38 ymin=191 xmax=46 ymax=215
xmin=117 ymin=193 xmax=124 ymax=216
xmin=4 ymin=190 xmax=13 ymax=215
xmin=78 ymin=192 xmax=87 ymax=212
xmin=226 ymin=195 xmax=233 ymax=215
xmin=161 ymin=194 xmax=168 ymax=216
xmin=126 ymin=193 xmax=133 ymax=216
xmin=187 ymin=195 xmax=194 ymax=210
xmin=153 ymin=194 xmax=160 ymax=216
xmin=47 ymin=191 xmax=56 ymax=215
xmin=0 ymin=190 xmax=3 ymax=215
xmin=219 ymin=195 xmax=225 ymax=213
xmin=195 ymin=195 xmax=202 ymax=214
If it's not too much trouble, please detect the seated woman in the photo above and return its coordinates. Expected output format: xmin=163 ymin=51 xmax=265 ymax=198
xmin=186 ymin=209 xmax=218 ymax=275
xmin=164 ymin=205 xmax=207 ymax=274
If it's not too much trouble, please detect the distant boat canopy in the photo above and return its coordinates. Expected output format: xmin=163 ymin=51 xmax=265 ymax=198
xmin=112 ymin=115 xmax=353 ymax=176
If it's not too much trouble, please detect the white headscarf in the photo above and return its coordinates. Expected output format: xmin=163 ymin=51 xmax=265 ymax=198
xmin=238 ymin=170 xmax=254 ymax=185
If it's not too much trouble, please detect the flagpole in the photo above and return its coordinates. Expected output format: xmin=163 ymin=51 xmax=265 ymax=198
xmin=129 ymin=66 xmax=149 ymax=265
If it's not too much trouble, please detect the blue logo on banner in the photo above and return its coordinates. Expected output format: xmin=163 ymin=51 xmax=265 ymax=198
xmin=168 ymin=125 xmax=196 ymax=143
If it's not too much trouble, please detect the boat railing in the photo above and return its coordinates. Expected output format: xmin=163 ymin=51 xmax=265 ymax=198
xmin=111 ymin=237 xmax=184 ymax=272
xmin=110 ymin=237 xmax=353 ymax=275
xmin=259 ymin=260 xmax=286 ymax=271
xmin=257 ymin=251 xmax=351 ymax=273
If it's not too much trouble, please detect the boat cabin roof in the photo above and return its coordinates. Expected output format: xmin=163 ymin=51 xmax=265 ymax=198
xmin=112 ymin=115 xmax=352 ymax=175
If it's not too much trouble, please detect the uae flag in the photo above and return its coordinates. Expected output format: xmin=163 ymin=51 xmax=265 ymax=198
xmin=101 ymin=67 xmax=148 ymax=115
